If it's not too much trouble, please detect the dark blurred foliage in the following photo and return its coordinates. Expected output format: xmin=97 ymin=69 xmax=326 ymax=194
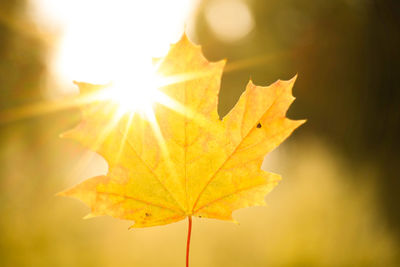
xmin=0 ymin=0 xmax=45 ymax=109
xmin=196 ymin=0 xmax=400 ymax=236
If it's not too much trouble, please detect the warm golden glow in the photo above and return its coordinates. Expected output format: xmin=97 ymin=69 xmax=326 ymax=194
xmin=31 ymin=0 xmax=196 ymax=89
xmin=28 ymin=0 xmax=199 ymax=125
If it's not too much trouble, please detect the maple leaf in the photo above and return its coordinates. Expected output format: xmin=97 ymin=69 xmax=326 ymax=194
xmin=59 ymin=34 xmax=305 ymax=229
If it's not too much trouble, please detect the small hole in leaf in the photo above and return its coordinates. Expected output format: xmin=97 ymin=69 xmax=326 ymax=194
xmin=257 ymin=123 xmax=262 ymax=128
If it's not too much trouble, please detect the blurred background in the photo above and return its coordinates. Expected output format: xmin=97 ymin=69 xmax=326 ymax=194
xmin=0 ymin=0 xmax=399 ymax=266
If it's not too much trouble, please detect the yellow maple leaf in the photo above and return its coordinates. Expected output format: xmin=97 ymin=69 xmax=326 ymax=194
xmin=59 ymin=34 xmax=305 ymax=229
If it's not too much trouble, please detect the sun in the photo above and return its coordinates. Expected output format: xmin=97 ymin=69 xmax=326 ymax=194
xmin=30 ymin=0 xmax=198 ymax=124
xmin=96 ymin=63 xmax=166 ymax=117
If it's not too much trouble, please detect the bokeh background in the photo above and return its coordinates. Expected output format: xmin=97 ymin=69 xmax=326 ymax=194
xmin=0 ymin=0 xmax=399 ymax=266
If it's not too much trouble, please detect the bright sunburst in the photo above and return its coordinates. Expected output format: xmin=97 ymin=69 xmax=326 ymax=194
xmin=96 ymin=63 xmax=165 ymax=117
xmin=1 ymin=1 xmax=216 ymax=135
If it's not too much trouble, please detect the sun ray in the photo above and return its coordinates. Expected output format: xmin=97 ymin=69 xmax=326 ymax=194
xmin=0 ymin=63 xmax=218 ymax=127
xmin=91 ymin=107 xmax=125 ymax=153
xmin=0 ymin=88 xmax=110 ymax=124
xmin=156 ymin=92 xmax=225 ymax=134
xmin=115 ymin=112 xmax=134 ymax=163
xmin=144 ymin=106 xmax=180 ymax=195
xmin=223 ymin=50 xmax=292 ymax=74
xmin=61 ymin=102 xmax=123 ymax=153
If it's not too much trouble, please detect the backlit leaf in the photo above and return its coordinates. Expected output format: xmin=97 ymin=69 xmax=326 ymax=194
xmin=59 ymin=34 xmax=305 ymax=228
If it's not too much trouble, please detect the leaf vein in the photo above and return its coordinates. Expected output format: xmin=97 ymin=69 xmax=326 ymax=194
xmin=192 ymin=88 xmax=284 ymax=211
xmin=117 ymin=127 xmax=185 ymax=212
xmin=97 ymin=191 xmax=183 ymax=213
xmin=194 ymin=182 xmax=266 ymax=213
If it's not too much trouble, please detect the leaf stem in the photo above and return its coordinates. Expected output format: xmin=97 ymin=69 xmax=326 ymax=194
xmin=186 ymin=216 xmax=192 ymax=267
